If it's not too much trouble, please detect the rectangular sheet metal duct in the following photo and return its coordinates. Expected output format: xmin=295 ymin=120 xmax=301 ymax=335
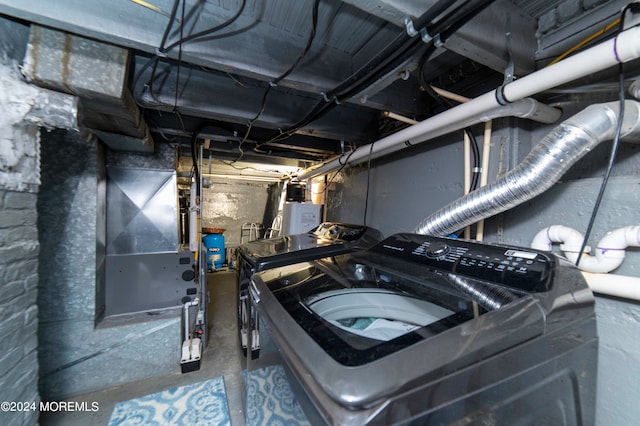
xmin=22 ymin=25 xmax=154 ymax=152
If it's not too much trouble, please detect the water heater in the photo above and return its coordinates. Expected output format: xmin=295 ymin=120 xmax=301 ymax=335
xmin=281 ymin=202 xmax=321 ymax=235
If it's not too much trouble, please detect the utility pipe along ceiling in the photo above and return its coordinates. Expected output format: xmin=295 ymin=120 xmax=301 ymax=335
xmin=1 ymin=0 xmax=639 ymax=171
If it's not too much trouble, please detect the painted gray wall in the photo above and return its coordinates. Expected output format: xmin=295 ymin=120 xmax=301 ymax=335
xmin=327 ymin=96 xmax=640 ymax=426
xmin=0 ymin=176 xmax=40 ymax=426
xmin=0 ymin=19 xmax=69 ymax=423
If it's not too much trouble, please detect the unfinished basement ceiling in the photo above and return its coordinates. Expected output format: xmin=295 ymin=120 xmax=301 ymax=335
xmin=0 ymin=0 xmax=635 ymax=166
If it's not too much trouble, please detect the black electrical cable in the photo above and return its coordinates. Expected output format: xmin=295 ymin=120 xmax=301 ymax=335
xmin=138 ymin=0 xmax=246 ymax=105
xmin=414 ymin=0 xmax=497 ymax=192
xmin=132 ymin=0 xmax=180 ymax=102
xmin=421 ymin=83 xmax=481 ymax=192
xmin=322 ymin=0 xmax=493 ymax=106
xmin=411 ymin=0 xmax=458 ymax=31
xmin=574 ymin=3 xmax=636 ymax=266
xmin=159 ymin=0 xmax=181 ymax=52
xmin=191 ymin=124 xmax=204 ymax=198
xmin=240 ymin=0 xmax=321 ymax=152
xmin=259 ymin=0 xmax=494 ymax=147
xmin=363 ymin=141 xmax=375 ymax=226
xmin=273 ymin=0 xmax=320 ymax=85
xmin=174 ymin=0 xmax=186 ymax=110
xmin=163 ymin=0 xmax=247 ymax=52
xmin=148 ymin=0 xmax=181 ymax=101
xmin=425 ymin=0 xmax=495 ymax=40
xmin=575 ymin=66 xmax=624 ymax=267
xmin=256 ymin=1 xmax=455 ymax=146
xmin=258 ymin=35 xmax=425 ymax=146
xmin=330 ymin=0 xmax=462 ymax=101
xmin=417 ymin=0 xmax=496 ymax=89
xmin=325 ymin=146 xmax=357 ymax=188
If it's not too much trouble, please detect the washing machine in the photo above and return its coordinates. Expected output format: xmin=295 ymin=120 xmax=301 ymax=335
xmin=235 ymin=222 xmax=383 ymax=359
xmin=245 ymin=233 xmax=598 ymax=425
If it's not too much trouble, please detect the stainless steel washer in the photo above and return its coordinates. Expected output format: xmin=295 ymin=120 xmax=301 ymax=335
xmin=245 ymin=233 xmax=598 ymax=425
xmin=235 ymin=223 xmax=383 ymax=359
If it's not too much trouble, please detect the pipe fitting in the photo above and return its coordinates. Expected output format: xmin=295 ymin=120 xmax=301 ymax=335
xmin=531 ymin=225 xmax=590 ymax=253
xmin=531 ymin=225 xmax=640 ymax=273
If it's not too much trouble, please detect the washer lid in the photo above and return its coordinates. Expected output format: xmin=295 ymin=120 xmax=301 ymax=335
xmin=237 ymin=223 xmax=382 ymax=271
xmin=263 ymin=257 xmax=508 ymax=367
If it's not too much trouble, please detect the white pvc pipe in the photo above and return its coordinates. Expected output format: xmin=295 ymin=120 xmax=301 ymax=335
xmin=463 ymin=130 xmax=471 ymax=240
xmin=299 ymin=98 xmax=560 ymax=180
xmin=189 ymin=181 xmax=199 ymax=252
xmin=582 ymin=272 xmax=640 ymax=300
xmin=297 ymin=26 xmax=640 ymax=181
xmin=531 ymin=225 xmax=590 ymax=253
xmin=531 ymin=225 xmax=640 ymax=273
xmin=475 ymin=120 xmax=493 ymax=241
xmin=183 ymin=297 xmax=200 ymax=340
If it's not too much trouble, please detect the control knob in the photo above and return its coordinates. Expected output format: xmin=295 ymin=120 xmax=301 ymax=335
xmin=425 ymin=242 xmax=450 ymax=259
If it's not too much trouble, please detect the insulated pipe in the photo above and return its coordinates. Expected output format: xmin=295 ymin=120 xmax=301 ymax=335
xmin=414 ymin=100 xmax=640 ymax=236
xmin=532 ymin=225 xmax=640 ymax=273
xmin=296 ymin=26 xmax=640 ymax=181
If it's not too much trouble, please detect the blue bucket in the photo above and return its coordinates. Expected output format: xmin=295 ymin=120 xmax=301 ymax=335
xmin=203 ymin=233 xmax=225 ymax=270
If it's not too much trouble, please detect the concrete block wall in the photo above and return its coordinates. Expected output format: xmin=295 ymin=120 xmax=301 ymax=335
xmin=0 ymin=189 xmax=40 ymax=426
xmin=201 ymin=180 xmax=271 ymax=248
xmin=0 ymin=34 xmax=74 ymax=422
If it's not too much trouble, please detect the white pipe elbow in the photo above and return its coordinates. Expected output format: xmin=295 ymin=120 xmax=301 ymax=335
xmin=598 ymin=225 xmax=640 ymax=251
xmin=531 ymin=225 xmax=589 ymax=252
xmin=586 ymin=226 xmax=640 ymax=272
xmin=531 ymin=225 xmax=640 ymax=273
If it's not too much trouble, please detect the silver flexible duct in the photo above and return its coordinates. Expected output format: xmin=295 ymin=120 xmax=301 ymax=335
xmin=414 ymin=100 xmax=640 ymax=236
xmin=445 ymin=275 xmax=518 ymax=311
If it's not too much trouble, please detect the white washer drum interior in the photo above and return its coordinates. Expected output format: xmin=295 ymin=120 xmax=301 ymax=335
xmin=305 ymin=288 xmax=453 ymax=342
xmin=267 ymin=255 xmax=521 ymax=366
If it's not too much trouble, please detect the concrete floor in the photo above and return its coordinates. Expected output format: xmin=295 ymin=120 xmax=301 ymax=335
xmin=40 ymin=270 xmax=245 ymax=426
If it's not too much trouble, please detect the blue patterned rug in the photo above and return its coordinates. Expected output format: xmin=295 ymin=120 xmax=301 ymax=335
xmin=108 ymin=376 xmax=230 ymax=426
xmin=245 ymin=365 xmax=310 ymax=426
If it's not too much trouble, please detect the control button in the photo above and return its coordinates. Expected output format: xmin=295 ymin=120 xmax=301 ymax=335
xmin=425 ymin=242 xmax=450 ymax=258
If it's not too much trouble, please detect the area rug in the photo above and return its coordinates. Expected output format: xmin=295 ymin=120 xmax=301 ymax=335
xmin=245 ymin=364 xmax=310 ymax=426
xmin=108 ymin=376 xmax=230 ymax=426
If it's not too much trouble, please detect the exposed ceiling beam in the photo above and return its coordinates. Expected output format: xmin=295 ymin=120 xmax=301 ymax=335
xmin=343 ymin=0 xmax=537 ymax=76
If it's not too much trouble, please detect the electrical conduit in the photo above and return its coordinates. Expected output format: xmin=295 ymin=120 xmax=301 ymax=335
xmin=296 ymin=25 xmax=640 ymax=181
xmin=413 ymin=100 xmax=640 ymax=236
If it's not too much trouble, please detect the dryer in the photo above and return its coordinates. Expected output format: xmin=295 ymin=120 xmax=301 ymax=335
xmin=245 ymin=233 xmax=598 ymax=425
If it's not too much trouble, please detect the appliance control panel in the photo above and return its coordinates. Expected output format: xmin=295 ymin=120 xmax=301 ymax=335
xmin=370 ymin=233 xmax=555 ymax=292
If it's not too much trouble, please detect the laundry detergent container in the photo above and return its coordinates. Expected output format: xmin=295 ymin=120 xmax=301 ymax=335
xmin=203 ymin=233 xmax=225 ymax=270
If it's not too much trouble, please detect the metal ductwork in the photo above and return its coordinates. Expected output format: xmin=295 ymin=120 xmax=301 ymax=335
xmin=22 ymin=25 xmax=154 ymax=153
xmin=414 ymin=100 xmax=640 ymax=236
